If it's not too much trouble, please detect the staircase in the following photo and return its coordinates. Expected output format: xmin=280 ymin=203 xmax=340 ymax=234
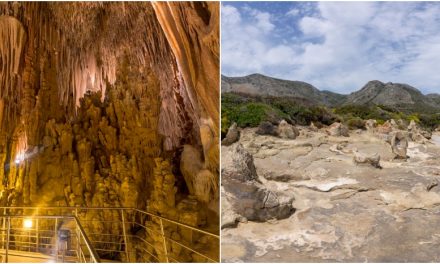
xmin=0 ymin=207 xmax=219 ymax=263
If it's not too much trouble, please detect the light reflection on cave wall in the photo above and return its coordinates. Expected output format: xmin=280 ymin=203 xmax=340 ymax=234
xmin=0 ymin=2 xmax=219 ymax=217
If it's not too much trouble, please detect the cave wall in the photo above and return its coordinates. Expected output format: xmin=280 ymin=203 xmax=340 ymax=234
xmin=0 ymin=2 xmax=219 ymax=219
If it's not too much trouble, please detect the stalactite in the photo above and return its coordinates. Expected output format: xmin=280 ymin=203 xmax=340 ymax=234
xmin=0 ymin=6 xmax=219 ymax=261
xmin=0 ymin=15 xmax=26 ymax=128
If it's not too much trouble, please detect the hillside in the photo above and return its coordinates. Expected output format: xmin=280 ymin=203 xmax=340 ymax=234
xmin=346 ymin=80 xmax=440 ymax=113
xmin=221 ymin=74 xmax=344 ymax=106
xmin=222 ymin=74 xmax=440 ymax=113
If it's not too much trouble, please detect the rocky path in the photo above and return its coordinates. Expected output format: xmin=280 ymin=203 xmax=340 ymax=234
xmin=222 ymin=127 xmax=440 ymax=262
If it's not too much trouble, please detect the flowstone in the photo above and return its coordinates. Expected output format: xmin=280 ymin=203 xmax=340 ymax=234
xmin=0 ymin=2 xmax=219 ymax=262
xmin=146 ymin=158 xmax=213 ymax=263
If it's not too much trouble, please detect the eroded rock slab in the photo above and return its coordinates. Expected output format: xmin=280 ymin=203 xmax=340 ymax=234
xmin=222 ymin=128 xmax=440 ymax=262
xmin=221 ymin=144 xmax=295 ymax=223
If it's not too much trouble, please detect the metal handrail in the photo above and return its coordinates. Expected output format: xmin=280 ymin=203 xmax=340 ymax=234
xmin=73 ymin=216 xmax=100 ymax=263
xmin=0 ymin=215 xmax=99 ymax=263
xmin=0 ymin=214 xmax=100 ymax=262
xmin=0 ymin=206 xmax=219 ymax=237
xmin=0 ymin=206 xmax=220 ymax=263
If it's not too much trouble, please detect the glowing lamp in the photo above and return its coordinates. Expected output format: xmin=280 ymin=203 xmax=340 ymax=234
xmin=15 ymin=153 xmax=24 ymax=164
xmin=23 ymin=218 xmax=33 ymax=229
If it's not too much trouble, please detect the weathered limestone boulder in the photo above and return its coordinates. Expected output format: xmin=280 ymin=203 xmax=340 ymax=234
xmin=391 ymin=131 xmax=408 ymax=159
xmin=407 ymin=120 xmax=432 ymax=142
xmin=222 ymin=144 xmax=257 ymax=183
xmin=263 ymin=171 xmax=310 ymax=182
xmin=365 ymin=119 xmax=377 ymax=131
xmin=420 ymin=130 xmax=432 ymax=140
xmin=326 ymin=122 xmax=349 ymax=137
xmin=277 ymin=120 xmax=299 ymax=139
xmin=408 ymin=120 xmax=417 ymax=131
xmin=377 ymin=119 xmax=398 ymax=134
xmin=329 ymin=142 xmax=353 ymax=155
xmin=396 ymin=119 xmax=407 ymax=129
xmin=390 ymin=119 xmax=398 ymax=127
xmin=310 ymin=122 xmax=319 ymax=132
xmin=222 ymin=144 xmax=295 ymax=222
xmin=256 ymin=121 xmax=278 ymax=137
xmin=221 ymin=188 xmax=242 ymax=228
xmin=222 ymin=122 xmax=240 ymax=146
xmin=353 ymin=151 xmax=381 ymax=168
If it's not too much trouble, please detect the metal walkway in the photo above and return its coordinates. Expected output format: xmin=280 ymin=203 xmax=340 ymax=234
xmin=0 ymin=207 xmax=219 ymax=263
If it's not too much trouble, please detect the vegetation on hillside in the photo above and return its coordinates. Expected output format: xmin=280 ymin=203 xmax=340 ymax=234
xmin=221 ymin=92 xmax=440 ymax=138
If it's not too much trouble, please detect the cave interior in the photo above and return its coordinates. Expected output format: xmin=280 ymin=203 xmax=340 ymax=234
xmin=0 ymin=2 xmax=219 ymax=262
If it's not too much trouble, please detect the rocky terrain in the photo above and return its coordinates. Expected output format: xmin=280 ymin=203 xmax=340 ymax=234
xmin=222 ymin=74 xmax=440 ymax=113
xmin=221 ymin=120 xmax=440 ymax=262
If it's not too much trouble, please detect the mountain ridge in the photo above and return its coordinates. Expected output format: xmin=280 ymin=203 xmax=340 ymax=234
xmin=222 ymin=74 xmax=440 ymax=113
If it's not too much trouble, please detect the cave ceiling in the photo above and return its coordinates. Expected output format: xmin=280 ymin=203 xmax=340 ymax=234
xmin=0 ymin=1 xmax=219 ymax=213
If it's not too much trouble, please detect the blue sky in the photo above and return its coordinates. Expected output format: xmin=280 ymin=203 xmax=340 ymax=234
xmin=221 ymin=2 xmax=440 ymax=94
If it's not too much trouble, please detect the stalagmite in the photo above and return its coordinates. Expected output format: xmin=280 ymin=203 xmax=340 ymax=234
xmin=0 ymin=2 xmax=219 ymax=262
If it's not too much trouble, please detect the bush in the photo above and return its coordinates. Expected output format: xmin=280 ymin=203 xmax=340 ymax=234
xmin=221 ymin=93 xmax=288 ymax=128
xmin=419 ymin=113 xmax=440 ymax=131
xmin=221 ymin=92 xmax=440 ymax=132
xmin=346 ymin=117 xmax=365 ymax=130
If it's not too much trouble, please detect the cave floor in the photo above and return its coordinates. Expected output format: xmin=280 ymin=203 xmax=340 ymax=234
xmin=0 ymin=249 xmax=120 ymax=263
xmin=0 ymin=249 xmax=70 ymax=263
xmin=222 ymin=128 xmax=440 ymax=262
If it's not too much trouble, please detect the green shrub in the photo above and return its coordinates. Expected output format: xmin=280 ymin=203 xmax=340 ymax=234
xmin=346 ymin=117 xmax=365 ymax=130
xmin=221 ymin=94 xmax=288 ymax=128
xmin=221 ymin=92 xmax=440 ymax=132
xmin=406 ymin=113 xmax=420 ymax=123
xmin=419 ymin=113 xmax=440 ymax=131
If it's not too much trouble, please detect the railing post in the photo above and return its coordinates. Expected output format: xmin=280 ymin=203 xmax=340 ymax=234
xmin=36 ymin=218 xmax=39 ymax=252
xmin=159 ymin=218 xmax=169 ymax=263
xmin=121 ymin=209 xmax=130 ymax=262
xmin=76 ymin=222 xmax=80 ymax=262
xmin=54 ymin=218 xmax=58 ymax=262
xmin=5 ymin=217 xmax=10 ymax=263
xmin=2 ymin=207 xmax=6 ymax=251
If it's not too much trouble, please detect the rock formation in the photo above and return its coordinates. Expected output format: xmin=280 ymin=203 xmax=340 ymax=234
xmin=326 ymin=122 xmax=349 ymax=137
xmin=256 ymin=121 xmax=278 ymax=136
xmin=408 ymin=120 xmax=432 ymax=142
xmin=0 ymin=2 xmax=219 ymax=262
xmin=310 ymin=122 xmax=319 ymax=132
xmin=365 ymin=119 xmax=377 ymax=131
xmin=391 ymin=131 xmax=409 ymax=159
xmin=222 ymin=122 xmax=240 ymax=146
xmin=377 ymin=119 xmax=398 ymax=135
xmin=277 ymin=120 xmax=299 ymax=139
xmin=222 ymin=125 xmax=440 ymax=263
xmin=353 ymin=151 xmax=381 ymax=168
xmin=255 ymin=120 xmax=300 ymax=140
xmin=221 ymin=144 xmax=295 ymax=225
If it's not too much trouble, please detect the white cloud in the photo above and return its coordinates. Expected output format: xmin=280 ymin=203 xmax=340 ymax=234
xmin=222 ymin=2 xmax=440 ymax=94
xmin=286 ymin=8 xmax=299 ymax=17
xmin=221 ymin=4 xmax=298 ymax=76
